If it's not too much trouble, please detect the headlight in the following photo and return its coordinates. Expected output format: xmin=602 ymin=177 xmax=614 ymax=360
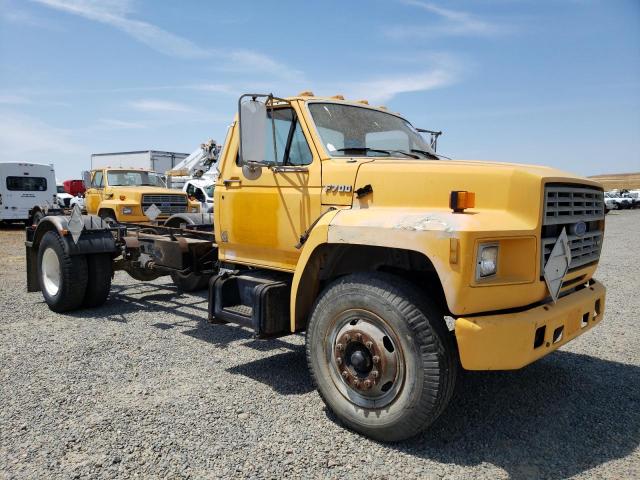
xmin=476 ymin=243 xmax=498 ymax=279
xmin=122 ymin=207 xmax=133 ymax=215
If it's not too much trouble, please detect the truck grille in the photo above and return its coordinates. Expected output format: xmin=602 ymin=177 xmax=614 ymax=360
xmin=541 ymin=184 xmax=605 ymax=271
xmin=543 ymin=185 xmax=604 ymax=224
xmin=141 ymin=194 xmax=188 ymax=216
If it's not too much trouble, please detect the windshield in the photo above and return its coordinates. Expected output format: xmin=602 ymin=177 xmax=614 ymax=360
xmin=106 ymin=170 xmax=165 ymax=187
xmin=308 ymin=103 xmax=437 ymax=158
xmin=204 ymin=185 xmax=214 ymax=198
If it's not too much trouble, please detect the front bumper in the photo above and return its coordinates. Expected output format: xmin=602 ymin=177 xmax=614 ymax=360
xmin=455 ymin=279 xmax=606 ymax=370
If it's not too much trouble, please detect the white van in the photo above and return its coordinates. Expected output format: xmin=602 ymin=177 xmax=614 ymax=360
xmin=0 ymin=162 xmax=57 ymax=224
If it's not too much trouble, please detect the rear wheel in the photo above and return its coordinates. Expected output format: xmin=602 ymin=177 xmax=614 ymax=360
xmin=37 ymin=231 xmax=88 ymax=312
xmin=83 ymin=254 xmax=112 ymax=307
xmin=306 ymin=272 xmax=457 ymax=442
xmin=31 ymin=210 xmax=44 ymax=225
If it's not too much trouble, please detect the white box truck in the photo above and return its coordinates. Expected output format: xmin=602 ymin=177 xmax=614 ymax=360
xmin=90 ymin=150 xmax=189 ymax=175
xmin=0 ymin=162 xmax=57 ymax=224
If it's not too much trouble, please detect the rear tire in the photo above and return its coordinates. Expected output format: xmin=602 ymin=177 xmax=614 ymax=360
xmin=37 ymin=231 xmax=88 ymax=312
xmin=83 ymin=254 xmax=112 ymax=307
xmin=306 ymin=272 xmax=457 ymax=442
xmin=31 ymin=210 xmax=44 ymax=225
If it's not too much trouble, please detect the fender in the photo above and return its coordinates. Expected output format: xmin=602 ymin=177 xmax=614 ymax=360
xmin=25 ymin=215 xmax=118 ymax=292
xmin=290 ymin=207 xmax=467 ymax=330
xmin=290 ymin=209 xmax=341 ymax=331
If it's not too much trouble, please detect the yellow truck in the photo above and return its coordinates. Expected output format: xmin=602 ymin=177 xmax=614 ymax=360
xmin=25 ymin=92 xmax=606 ymax=441
xmin=83 ymin=167 xmax=200 ymax=224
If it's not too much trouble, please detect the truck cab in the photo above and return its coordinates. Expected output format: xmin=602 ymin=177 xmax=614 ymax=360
xmin=26 ymin=92 xmax=607 ymax=442
xmin=184 ymin=178 xmax=215 ymax=213
xmin=84 ymin=167 xmax=199 ymax=223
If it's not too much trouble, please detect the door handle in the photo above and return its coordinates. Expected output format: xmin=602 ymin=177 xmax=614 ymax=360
xmin=223 ymin=178 xmax=242 ymax=187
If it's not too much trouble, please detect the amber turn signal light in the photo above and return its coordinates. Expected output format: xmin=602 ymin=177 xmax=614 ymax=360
xmin=450 ymin=191 xmax=475 ymax=213
xmin=119 ymin=195 xmax=126 ymax=201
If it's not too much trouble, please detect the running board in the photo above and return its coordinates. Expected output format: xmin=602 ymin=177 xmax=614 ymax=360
xmin=207 ymin=270 xmax=292 ymax=338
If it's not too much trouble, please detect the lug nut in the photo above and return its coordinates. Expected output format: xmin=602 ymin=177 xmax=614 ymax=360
xmin=372 ymin=355 xmax=380 ymax=364
xmin=356 ymin=333 xmax=363 ymax=341
xmin=336 ymin=357 xmax=343 ymax=365
xmin=371 ymin=370 xmax=379 ymax=379
xmin=344 ymin=335 xmax=351 ymax=343
xmin=341 ymin=370 xmax=349 ymax=378
xmin=365 ymin=341 xmax=373 ymax=349
xmin=336 ymin=343 xmax=344 ymax=352
xmin=364 ymin=380 xmax=372 ymax=389
xmin=353 ymin=379 xmax=360 ymax=388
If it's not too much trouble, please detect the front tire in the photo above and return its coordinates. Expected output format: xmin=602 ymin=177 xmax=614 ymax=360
xmin=37 ymin=231 xmax=88 ymax=312
xmin=306 ymin=272 xmax=457 ymax=442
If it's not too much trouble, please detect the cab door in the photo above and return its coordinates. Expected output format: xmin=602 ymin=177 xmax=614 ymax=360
xmin=217 ymin=101 xmax=322 ymax=271
xmin=84 ymin=171 xmax=104 ymax=215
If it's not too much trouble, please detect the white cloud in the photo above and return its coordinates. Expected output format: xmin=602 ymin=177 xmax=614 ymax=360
xmin=0 ymin=94 xmax=31 ymax=105
xmin=387 ymin=0 xmax=503 ymax=39
xmin=129 ymin=99 xmax=195 ymax=113
xmin=32 ymin=0 xmax=209 ymax=58
xmin=96 ymin=118 xmax=147 ymax=129
xmin=31 ymin=0 xmax=303 ymax=79
xmin=345 ymin=68 xmax=457 ymax=103
xmin=0 ymin=111 xmax=85 ymax=158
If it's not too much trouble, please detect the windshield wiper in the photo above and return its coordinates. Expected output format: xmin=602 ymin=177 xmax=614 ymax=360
xmin=410 ymin=149 xmax=440 ymax=160
xmin=335 ymin=147 xmax=419 ymax=159
xmin=336 ymin=147 xmax=391 ymax=156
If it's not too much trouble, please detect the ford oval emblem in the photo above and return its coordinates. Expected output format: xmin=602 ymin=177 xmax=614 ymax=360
xmin=573 ymin=221 xmax=587 ymax=237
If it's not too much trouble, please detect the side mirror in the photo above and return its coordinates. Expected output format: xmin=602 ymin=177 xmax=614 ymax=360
xmin=81 ymin=170 xmax=91 ymax=187
xmin=239 ymin=95 xmax=267 ymax=163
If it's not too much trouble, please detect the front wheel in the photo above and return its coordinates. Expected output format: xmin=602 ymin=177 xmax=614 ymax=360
xmin=306 ymin=272 xmax=457 ymax=442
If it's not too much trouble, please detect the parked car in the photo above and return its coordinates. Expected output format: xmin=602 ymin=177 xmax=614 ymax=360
xmin=56 ymin=185 xmax=74 ymax=208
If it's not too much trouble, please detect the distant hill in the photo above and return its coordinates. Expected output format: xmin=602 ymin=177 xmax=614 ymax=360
xmin=588 ymin=172 xmax=640 ymax=190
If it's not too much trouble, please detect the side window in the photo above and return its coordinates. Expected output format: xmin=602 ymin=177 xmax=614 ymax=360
xmin=186 ymin=183 xmax=195 ymax=196
xmin=194 ymin=188 xmax=205 ymax=202
xmin=238 ymin=107 xmax=313 ymax=166
xmin=264 ymin=108 xmax=294 ymax=165
xmin=92 ymin=171 xmax=103 ymax=188
xmin=288 ymin=121 xmax=313 ymax=166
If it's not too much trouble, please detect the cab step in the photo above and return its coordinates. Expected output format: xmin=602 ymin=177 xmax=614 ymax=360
xmin=208 ymin=270 xmax=292 ymax=338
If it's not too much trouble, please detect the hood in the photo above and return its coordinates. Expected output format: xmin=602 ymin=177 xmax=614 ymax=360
xmin=105 ymin=185 xmax=186 ymax=196
xmin=351 ymin=159 xmax=602 ymax=226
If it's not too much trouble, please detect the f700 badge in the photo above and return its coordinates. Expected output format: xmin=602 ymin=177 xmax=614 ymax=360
xmin=324 ymin=184 xmax=352 ymax=193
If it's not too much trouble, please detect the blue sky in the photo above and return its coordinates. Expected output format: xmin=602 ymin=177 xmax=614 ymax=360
xmin=0 ymin=0 xmax=638 ymax=179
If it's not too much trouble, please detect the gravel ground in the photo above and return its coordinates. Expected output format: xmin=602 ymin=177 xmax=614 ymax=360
xmin=1 ymin=211 xmax=639 ymax=479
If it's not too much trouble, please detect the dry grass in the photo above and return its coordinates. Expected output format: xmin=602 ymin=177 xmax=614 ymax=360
xmin=588 ymin=172 xmax=640 ymax=190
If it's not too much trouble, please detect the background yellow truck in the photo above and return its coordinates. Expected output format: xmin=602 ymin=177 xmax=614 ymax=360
xmin=25 ymin=92 xmax=606 ymax=441
xmin=83 ymin=167 xmax=199 ymax=224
